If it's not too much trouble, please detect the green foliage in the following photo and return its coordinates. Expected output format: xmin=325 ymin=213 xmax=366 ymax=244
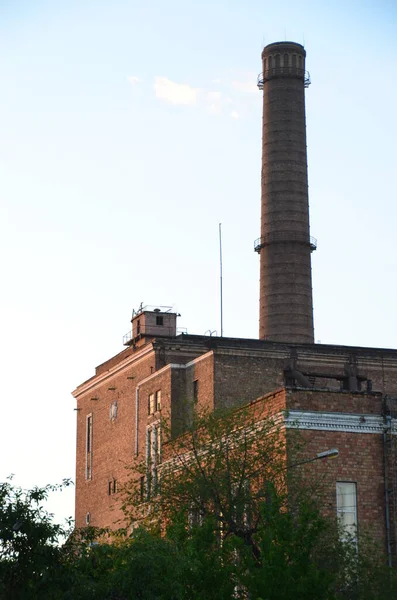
xmin=119 ymin=406 xmax=397 ymax=600
xmin=2 ymin=405 xmax=397 ymax=599
xmin=0 ymin=477 xmax=72 ymax=599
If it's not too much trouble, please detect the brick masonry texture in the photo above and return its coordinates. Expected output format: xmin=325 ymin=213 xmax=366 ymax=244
xmin=73 ymin=331 xmax=397 ymax=553
xmin=73 ymin=40 xmax=397 ymax=563
xmin=259 ymin=42 xmax=314 ymax=343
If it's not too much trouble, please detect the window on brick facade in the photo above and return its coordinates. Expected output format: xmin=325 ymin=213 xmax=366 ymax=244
xmin=231 ymin=480 xmax=250 ymax=531
xmin=140 ymin=476 xmax=145 ymax=502
xmin=156 ymin=425 xmax=161 ymax=464
xmin=193 ymin=380 xmax=199 ymax=403
xmin=108 ymin=479 xmax=118 ymax=495
xmin=336 ymin=482 xmax=357 ymax=543
xmin=109 ymin=401 xmax=118 ymax=421
xmin=188 ymin=502 xmax=204 ymax=529
xmin=86 ymin=414 xmax=93 ymax=480
xmin=148 ymin=393 xmax=155 ymax=415
xmin=146 ymin=428 xmax=152 ymax=463
xmin=155 ymin=390 xmax=161 ymax=411
xmin=156 ymin=315 xmax=164 ymax=326
xmin=145 ymin=423 xmax=161 ymax=499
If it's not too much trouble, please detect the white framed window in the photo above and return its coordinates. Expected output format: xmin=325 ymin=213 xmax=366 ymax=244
xmin=155 ymin=390 xmax=161 ymax=412
xmin=86 ymin=414 xmax=93 ymax=480
xmin=145 ymin=422 xmax=161 ymax=498
xmin=148 ymin=393 xmax=155 ymax=415
xmin=109 ymin=401 xmax=118 ymax=421
xmin=188 ymin=502 xmax=204 ymax=529
xmin=336 ymin=482 xmax=357 ymax=542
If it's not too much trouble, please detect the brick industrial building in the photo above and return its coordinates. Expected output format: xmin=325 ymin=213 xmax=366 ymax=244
xmin=73 ymin=42 xmax=397 ymax=565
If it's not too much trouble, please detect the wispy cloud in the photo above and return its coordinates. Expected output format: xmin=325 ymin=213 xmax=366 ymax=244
xmin=128 ymin=71 xmax=259 ymax=118
xmin=127 ymin=76 xmax=142 ymax=85
xmin=154 ymin=77 xmax=198 ymax=106
xmin=153 ymin=77 xmax=237 ymax=117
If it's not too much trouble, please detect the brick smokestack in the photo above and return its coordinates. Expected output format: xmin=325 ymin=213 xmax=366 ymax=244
xmin=256 ymin=41 xmax=316 ymax=343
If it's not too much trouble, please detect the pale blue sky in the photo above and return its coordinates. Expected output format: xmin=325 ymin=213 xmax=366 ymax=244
xmin=1 ymin=0 xmax=396 ymax=522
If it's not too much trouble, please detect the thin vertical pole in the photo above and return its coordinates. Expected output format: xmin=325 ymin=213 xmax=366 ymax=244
xmin=219 ymin=223 xmax=223 ymax=337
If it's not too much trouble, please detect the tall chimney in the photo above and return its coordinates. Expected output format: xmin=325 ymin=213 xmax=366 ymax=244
xmin=255 ymin=41 xmax=316 ymax=343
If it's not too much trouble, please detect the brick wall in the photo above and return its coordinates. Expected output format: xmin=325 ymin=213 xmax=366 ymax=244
xmin=214 ymin=353 xmax=285 ymax=409
xmin=291 ymin=428 xmax=386 ymax=547
xmin=74 ymin=334 xmax=397 ymax=538
xmin=75 ymin=347 xmax=157 ymax=529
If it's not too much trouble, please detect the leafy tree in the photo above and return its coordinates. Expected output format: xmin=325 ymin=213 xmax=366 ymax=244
xmin=2 ymin=403 xmax=397 ymax=599
xmin=0 ymin=477 xmax=72 ymax=599
xmin=119 ymin=405 xmax=397 ymax=599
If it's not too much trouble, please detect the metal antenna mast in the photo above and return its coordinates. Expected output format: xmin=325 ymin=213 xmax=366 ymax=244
xmin=219 ymin=223 xmax=223 ymax=337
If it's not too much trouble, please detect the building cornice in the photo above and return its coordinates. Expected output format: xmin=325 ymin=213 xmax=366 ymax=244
xmin=72 ymin=345 xmax=154 ymax=398
xmin=285 ymin=410 xmax=397 ymax=434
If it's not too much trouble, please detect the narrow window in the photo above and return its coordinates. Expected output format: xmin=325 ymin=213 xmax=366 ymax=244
xmin=156 ymin=426 xmax=161 ymax=464
xmin=86 ymin=415 xmax=93 ymax=480
xmin=146 ymin=429 xmax=152 ymax=498
xmin=85 ymin=512 xmax=91 ymax=525
xmin=146 ymin=425 xmax=161 ymax=498
xmin=155 ymin=390 xmax=161 ymax=411
xmin=148 ymin=393 xmax=155 ymax=415
xmin=108 ymin=479 xmax=117 ymax=495
xmin=109 ymin=401 xmax=118 ymax=421
xmin=156 ymin=315 xmax=164 ymax=326
xmin=140 ymin=476 xmax=145 ymax=502
xmin=146 ymin=429 xmax=152 ymax=463
xmin=193 ymin=380 xmax=199 ymax=403
xmin=336 ymin=482 xmax=357 ymax=543
xmin=137 ymin=319 xmax=141 ymax=334
xmin=231 ymin=480 xmax=250 ymax=531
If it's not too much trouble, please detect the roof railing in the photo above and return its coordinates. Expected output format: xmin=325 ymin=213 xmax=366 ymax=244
xmin=257 ymin=68 xmax=311 ymax=89
xmin=254 ymin=232 xmax=317 ymax=253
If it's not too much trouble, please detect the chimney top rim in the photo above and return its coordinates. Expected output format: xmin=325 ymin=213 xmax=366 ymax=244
xmin=262 ymin=41 xmax=306 ymax=57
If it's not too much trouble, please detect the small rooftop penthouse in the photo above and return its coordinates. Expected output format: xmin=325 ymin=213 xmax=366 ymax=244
xmin=122 ymin=305 xmax=179 ymax=348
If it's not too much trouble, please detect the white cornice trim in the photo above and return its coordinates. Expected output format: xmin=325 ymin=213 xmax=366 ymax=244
xmin=136 ymin=352 xmax=214 ymax=388
xmin=285 ymin=410 xmax=397 ymax=434
xmin=137 ymin=363 xmax=185 ymax=388
xmin=73 ymin=345 xmax=154 ymax=398
xmin=185 ymin=350 xmax=213 ymax=368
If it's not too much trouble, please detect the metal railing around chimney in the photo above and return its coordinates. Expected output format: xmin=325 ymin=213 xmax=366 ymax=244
xmin=257 ymin=68 xmax=311 ymax=89
xmin=254 ymin=232 xmax=317 ymax=253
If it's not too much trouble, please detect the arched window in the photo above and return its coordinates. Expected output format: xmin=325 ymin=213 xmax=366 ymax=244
xmin=292 ymin=54 xmax=297 ymax=67
xmin=283 ymin=53 xmax=289 ymax=69
xmin=275 ymin=53 xmax=281 ymax=68
xmin=263 ymin=57 xmax=267 ymax=72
